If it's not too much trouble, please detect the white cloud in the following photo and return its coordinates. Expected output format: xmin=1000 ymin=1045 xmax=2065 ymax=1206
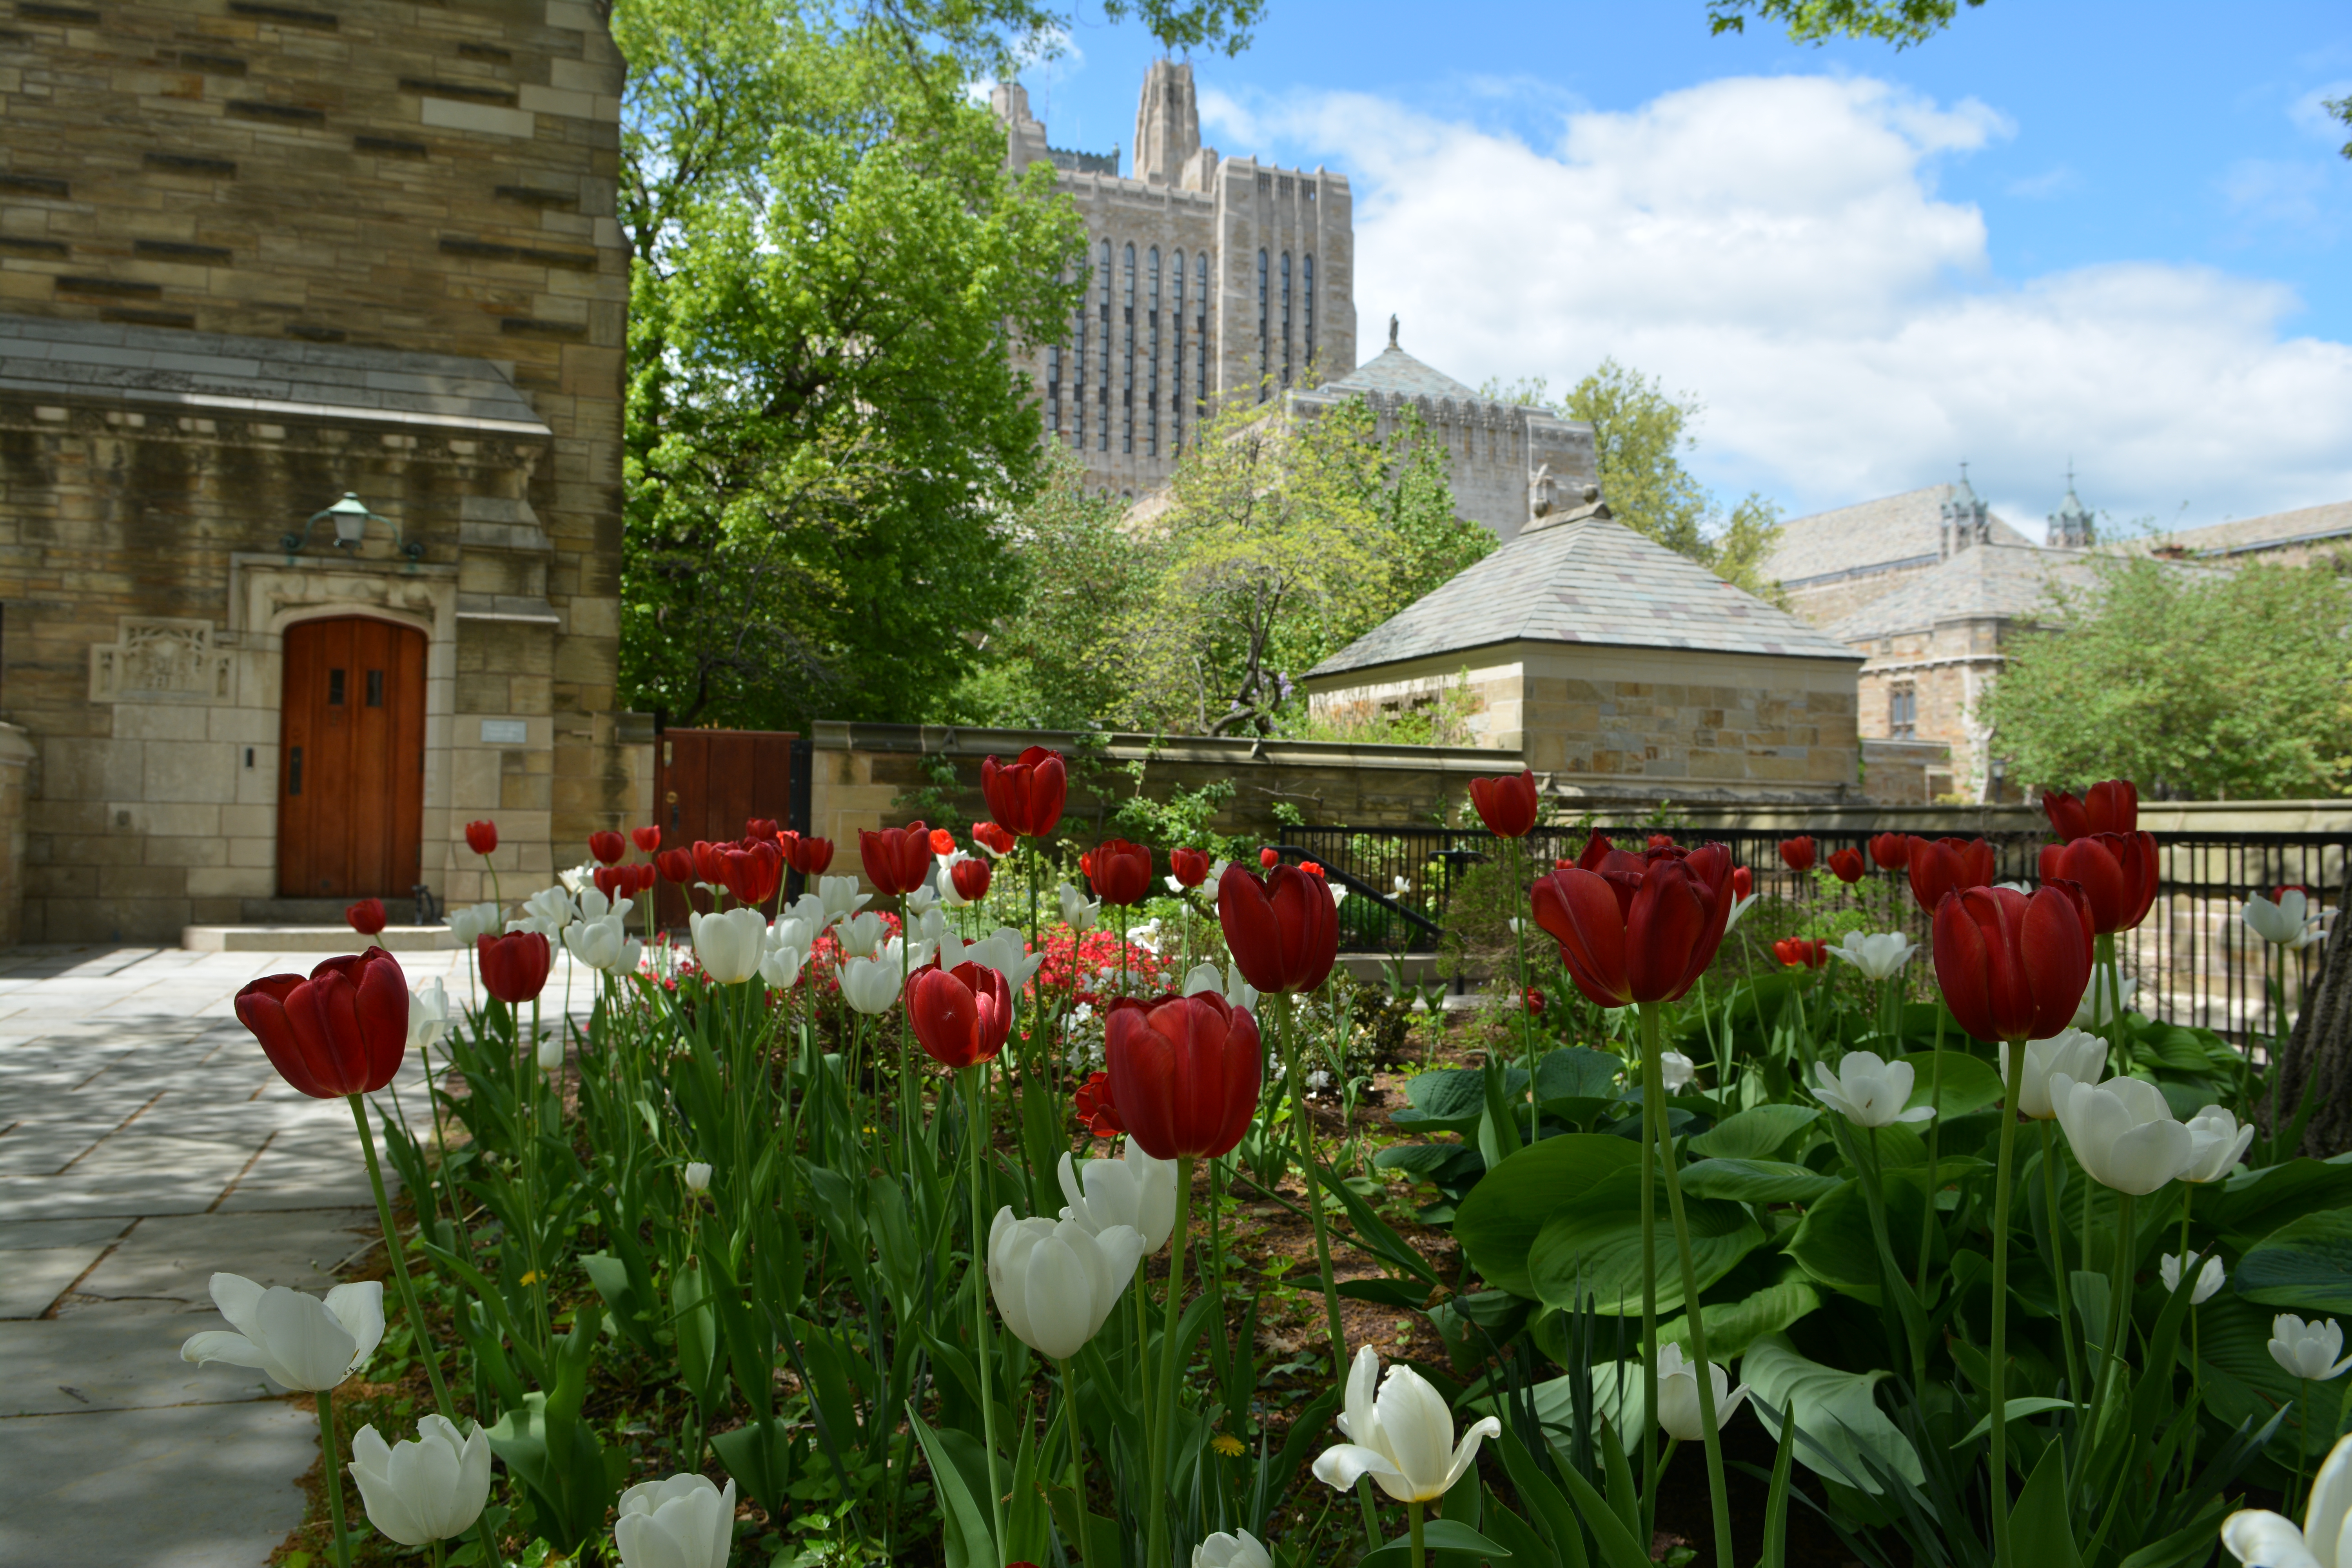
xmin=1218 ymin=74 xmax=2352 ymax=529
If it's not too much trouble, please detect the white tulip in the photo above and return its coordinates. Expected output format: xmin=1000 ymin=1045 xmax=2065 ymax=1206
xmin=815 ymin=875 xmax=869 ymax=926
xmin=509 ymin=885 xmax=576 ymax=938
xmin=555 ymin=863 xmax=592 ymax=896
xmin=881 ymin=934 xmax=935 ymax=972
xmin=690 ymin=907 xmax=766 ymax=985
xmin=2245 ymin=889 xmax=2334 ymax=951
xmin=1165 ymin=874 xmax=1187 ymax=895
xmin=907 ymin=884 xmax=942 ymax=919
xmin=1312 ymin=1346 xmax=1502 ymax=1503
xmin=2001 ymin=1029 xmax=2109 ymax=1121
xmin=1827 ymin=930 xmax=1918 ymax=982
xmin=576 ymin=886 xmax=631 ymax=923
xmin=613 ymin=1472 xmax=734 ymax=1568
xmin=2223 ymin=1430 xmax=2352 ymax=1568
xmin=1654 ymin=1341 xmax=1750 ymax=1441
xmin=834 ymin=910 xmax=887 ymax=958
xmin=1058 ymin=1142 xmax=1179 ymax=1252
xmin=988 ymin=1207 xmax=1143 ymax=1360
xmin=2182 ymin=1104 xmax=2257 ymax=1184
xmin=768 ymin=915 xmax=816 ymax=953
xmin=683 ymin=1161 xmax=712 ymax=1194
xmin=181 ymin=1272 xmax=384 ymax=1393
xmin=1194 ymin=1529 xmax=1274 ymax=1568
xmin=840 ymin=953 xmax=902 ymax=1015
xmin=784 ymin=891 xmax=826 ymax=931
xmin=1201 ymin=860 xmax=1232 ymax=904
xmin=1330 ymin=884 xmax=1349 ymax=908
xmin=1394 ymin=875 xmax=1413 ymax=895
xmin=1659 ymin=1051 xmax=1696 ymax=1094
xmin=446 ymin=900 xmax=503 ymax=946
xmin=2160 ymin=1250 xmax=2226 ymax=1305
xmin=758 ymin=942 xmax=804 ymax=989
xmin=1183 ymin=961 xmax=1259 ymax=1013
xmin=407 ymin=977 xmax=453 ymax=1054
xmin=348 ymin=1415 xmax=491 ymax=1547
xmin=1059 ymin=881 xmax=1100 ymax=932
xmin=2074 ymin=975 xmax=2140 ymax=1029
xmin=536 ymin=1033 xmax=563 ymax=1072
xmin=2270 ymin=1315 xmax=2352 ymax=1382
xmin=1993 ymin=880 xmax=2034 ymax=896
xmin=1813 ymin=1051 xmax=1934 ymax=1129
xmin=2049 ymin=1073 xmax=2195 ymax=1195
xmin=563 ymin=915 xmax=640 ymax=975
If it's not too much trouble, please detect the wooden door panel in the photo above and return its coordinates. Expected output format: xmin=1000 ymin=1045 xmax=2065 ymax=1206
xmin=653 ymin=730 xmax=796 ymax=925
xmin=279 ymin=617 xmax=425 ymax=899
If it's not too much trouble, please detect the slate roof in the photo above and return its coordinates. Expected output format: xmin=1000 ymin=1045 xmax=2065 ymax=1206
xmin=1318 ymin=342 xmax=1483 ymax=404
xmin=0 ymin=312 xmax=550 ymax=434
xmin=1762 ymin=484 xmax=2034 ymax=588
xmin=1822 ymin=543 xmax=2100 ymax=642
xmin=2147 ymin=499 xmax=2352 ymax=558
xmin=1306 ymin=514 xmax=1862 ymax=680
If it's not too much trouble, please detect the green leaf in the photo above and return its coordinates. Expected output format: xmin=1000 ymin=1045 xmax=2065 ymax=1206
xmin=1740 ymin=1334 xmax=1924 ymax=1494
xmin=2196 ymin=1157 xmax=2352 ymax=1247
xmin=2237 ymin=1206 xmax=2352 ymax=1314
xmin=1555 ymin=1451 xmax=1658 ymax=1568
xmin=1526 ymin=1177 xmax=1765 ymax=1316
xmin=1784 ymin=1175 xmax=1944 ymax=1305
xmin=1660 ymin=1273 xmax=1823 ymax=1362
xmin=1359 ymin=1519 xmax=1516 ymax=1568
xmin=1686 ymin=1103 xmax=1818 ymax=1161
xmin=1951 ymin=1397 xmax=2076 ymax=1448
xmin=909 ymin=1413 xmax=996 ymax=1568
xmin=2005 ymin=1441 xmax=2082 ymax=1568
xmin=1677 ymin=1158 xmax=1838 ymax=1204
xmin=1454 ymin=1135 xmax=1644 ymax=1299
xmin=1898 ymin=1050 xmax=2006 ymax=1117
xmin=1393 ymin=1067 xmax=1497 ymax=1136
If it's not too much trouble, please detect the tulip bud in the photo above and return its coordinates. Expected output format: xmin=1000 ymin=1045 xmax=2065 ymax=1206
xmin=1654 ymin=1342 xmax=1750 ymax=1441
xmin=613 ymin=1474 xmax=735 ymax=1568
xmin=980 ymin=746 xmax=1067 ymax=839
xmin=988 ymin=1207 xmax=1143 ymax=1359
xmin=840 ymin=953 xmax=902 ymax=1015
xmin=464 ymin=820 xmax=498 ymax=856
xmin=1777 ymin=836 xmax=1816 ymax=873
xmin=588 ymin=830 xmax=626 ymax=866
xmin=1827 ymin=930 xmax=1917 ymax=981
xmin=683 ymin=1161 xmax=712 ymax=1194
xmin=690 ymin=907 xmax=767 ymax=985
xmin=1194 ymin=1530 xmax=1275 ymax=1568
xmin=348 ymin=1416 xmax=492 ymax=1546
xmin=345 ymin=897 xmax=388 ymax=936
xmin=2181 ymin=1105 xmax=2256 ymax=1184
xmin=536 ymin=1033 xmax=563 ymax=1073
xmin=476 ymin=931 xmax=553 ymax=1005
xmin=1058 ymin=1142 xmax=1178 ymax=1252
xmin=1058 ymin=881 xmax=1100 ymax=933
xmin=2159 ymin=1250 xmax=2225 ymax=1305
xmin=1658 ymin=1050 xmax=1695 ymax=1093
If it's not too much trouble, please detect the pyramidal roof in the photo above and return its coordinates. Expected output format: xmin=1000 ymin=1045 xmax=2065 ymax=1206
xmin=1306 ymin=514 xmax=1862 ymax=680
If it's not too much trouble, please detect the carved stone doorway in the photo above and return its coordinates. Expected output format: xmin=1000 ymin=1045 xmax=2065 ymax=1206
xmin=277 ymin=616 xmax=426 ymax=899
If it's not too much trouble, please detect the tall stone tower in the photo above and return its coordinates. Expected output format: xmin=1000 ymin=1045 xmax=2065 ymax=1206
xmin=996 ymin=64 xmax=1356 ymax=499
xmin=2047 ymin=471 xmax=2096 ymax=548
xmin=1940 ymin=469 xmax=1992 ymax=557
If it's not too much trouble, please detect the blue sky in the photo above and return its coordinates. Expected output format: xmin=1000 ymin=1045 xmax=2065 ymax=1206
xmin=1009 ymin=2 xmax=2352 ymax=534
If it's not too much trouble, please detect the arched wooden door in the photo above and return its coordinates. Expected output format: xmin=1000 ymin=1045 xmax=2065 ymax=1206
xmin=277 ymin=617 xmax=426 ymax=899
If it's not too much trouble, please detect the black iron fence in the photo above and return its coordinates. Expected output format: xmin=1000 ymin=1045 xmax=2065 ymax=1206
xmin=1281 ymin=823 xmax=2345 ymax=1040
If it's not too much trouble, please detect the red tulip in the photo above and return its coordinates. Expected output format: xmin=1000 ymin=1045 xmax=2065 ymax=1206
xmin=1074 ymin=1070 xmax=1124 ymax=1138
xmin=592 ymin=865 xmax=630 ymax=902
xmin=860 ymin=822 xmax=933 ymax=896
xmin=1778 ymin=836 xmax=1816 ymax=873
xmin=1259 ymin=846 xmax=1280 ymax=869
xmin=721 ymin=840 xmax=783 ymax=907
xmin=631 ymin=826 xmax=661 ymax=854
xmin=632 ymin=863 xmax=657 ymax=895
xmin=980 ymin=746 xmax=1067 ymax=839
xmin=1905 ymin=835 xmax=1998 ymax=915
xmin=345 ymin=897 xmax=387 ymax=936
xmin=1217 ymin=862 xmax=1339 ymax=995
xmin=1932 ymin=884 xmax=2094 ymax=1042
xmin=1104 ymin=991 xmax=1262 ymax=1160
xmin=691 ymin=839 xmax=728 ymax=886
xmin=779 ymin=833 xmax=835 ymax=877
xmin=1868 ymin=832 xmax=1910 ymax=870
xmin=464 ymin=820 xmax=497 ymax=856
xmin=1083 ymin=839 xmax=1153 ymax=907
xmin=477 ymin=931 xmax=552 ymax=1005
xmin=657 ymin=847 xmax=694 ymax=885
xmin=1468 ymin=768 xmax=1539 ymax=838
xmin=235 ymin=949 xmax=409 ymax=1098
xmin=1169 ymin=847 xmax=1212 ymax=889
xmin=973 ymin=821 xmax=1017 ymax=857
xmin=950 ymin=857 xmax=992 ymax=902
xmin=1732 ymin=865 xmax=1752 ymax=900
xmin=745 ymin=817 xmax=779 ymax=843
xmin=1826 ymin=848 xmax=1866 ymax=884
xmin=2043 ymin=779 xmax=2138 ymax=843
xmin=929 ymin=827 xmax=957 ymax=858
xmin=1524 ymin=986 xmax=1546 ymax=1014
xmin=586 ymin=830 xmax=625 ymax=865
xmin=1773 ymin=937 xmax=1831 ymax=969
xmin=2037 ymin=831 xmax=2158 ymax=935
xmin=1530 ymin=844 xmax=1736 ymax=1009
xmin=1567 ymin=830 xmax=1615 ymax=872
xmin=906 ymin=961 xmax=1014 ymax=1069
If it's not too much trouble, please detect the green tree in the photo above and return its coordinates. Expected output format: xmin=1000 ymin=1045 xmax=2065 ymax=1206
xmin=1981 ymin=554 xmax=2352 ymax=800
xmin=1704 ymin=0 xmax=1984 ymax=48
xmin=615 ymin=0 xmax=1084 ymax=727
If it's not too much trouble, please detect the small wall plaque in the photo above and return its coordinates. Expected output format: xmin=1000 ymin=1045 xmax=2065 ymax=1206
xmin=480 ymin=719 xmax=528 ymax=744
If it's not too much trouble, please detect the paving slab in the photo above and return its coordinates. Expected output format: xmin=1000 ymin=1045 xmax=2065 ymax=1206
xmin=74 ymin=1209 xmax=376 ymax=1304
xmin=0 ymin=1246 xmax=107 ymax=1317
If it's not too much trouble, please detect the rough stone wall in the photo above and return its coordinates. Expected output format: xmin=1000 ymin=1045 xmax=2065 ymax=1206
xmin=1780 ymin=559 xmax=1938 ymax=629
xmin=0 ymin=0 xmax=641 ymax=940
xmin=1851 ymin=618 xmax=2007 ymax=802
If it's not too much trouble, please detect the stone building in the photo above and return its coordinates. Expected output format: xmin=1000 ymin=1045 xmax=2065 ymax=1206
xmin=2147 ymin=498 xmax=2352 ymax=566
xmin=1761 ymin=477 xmax=2038 ymax=629
xmin=1303 ymin=503 xmax=1866 ymax=803
xmin=0 ymin=0 xmax=644 ymax=943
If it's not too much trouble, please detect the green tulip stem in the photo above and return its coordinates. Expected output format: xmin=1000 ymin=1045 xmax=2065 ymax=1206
xmin=965 ymin=1067 xmax=1007 ymax=1568
xmin=1145 ymin=1154 xmax=1196 ymax=1568
xmin=1510 ymin=835 xmax=1538 ymax=1142
xmin=1642 ymin=1004 xmax=1733 ymax=1568
xmin=316 ymin=1387 xmax=354 ymax=1568
xmin=430 ymin=1536 xmax=446 ymax=1568
xmin=2088 ymin=1187 xmax=2136 ymax=1446
xmin=1915 ymin=1004 xmax=1945 ymax=1293
xmin=2041 ymin=1122 xmax=2087 ymax=1426
xmin=2294 ymin=1377 xmax=2313 ymax=1517
xmin=1060 ymin=1355 xmax=1090 ymax=1559
xmin=1988 ymin=1032 xmax=2028 ymax=1563
xmin=1408 ymin=1499 xmax=1426 ymax=1568
xmin=1638 ymin=1006 xmax=1660 ymax=1550
xmin=346 ymin=1093 xmax=455 ymax=1423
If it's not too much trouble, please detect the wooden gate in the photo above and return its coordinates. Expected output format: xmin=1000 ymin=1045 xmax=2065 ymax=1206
xmin=654 ymin=729 xmax=799 ymax=922
xmin=278 ymin=616 xmax=426 ymax=898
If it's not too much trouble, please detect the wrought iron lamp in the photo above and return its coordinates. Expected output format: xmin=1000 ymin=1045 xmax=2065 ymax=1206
xmin=281 ymin=493 xmax=423 ymax=560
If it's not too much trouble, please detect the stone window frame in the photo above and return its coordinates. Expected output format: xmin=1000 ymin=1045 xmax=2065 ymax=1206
xmin=1888 ymin=682 xmax=1918 ymax=739
xmin=1147 ymin=245 xmax=1161 ymax=458
xmin=1280 ymin=250 xmax=1292 ymax=388
xmin=1121 ymin=241 xmax=1136 ymax=455
xmin=1170 ymin=247 xmax=1185 ymax=449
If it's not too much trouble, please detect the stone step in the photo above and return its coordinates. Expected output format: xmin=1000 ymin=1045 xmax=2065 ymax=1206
xmin=240 ymin=896 xmax=437 ymax=925
xmin=182 ymin=925 xmax=458 ymax=953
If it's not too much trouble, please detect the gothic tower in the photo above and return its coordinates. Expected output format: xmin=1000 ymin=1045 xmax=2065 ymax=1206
xmin=2047 ymin=470 xmax=2096 ymax=548
xmin=1940 ymin=469 xmax=1991 ymax=557
xmin=1132 ymin=60 xmax=1200 ymax=187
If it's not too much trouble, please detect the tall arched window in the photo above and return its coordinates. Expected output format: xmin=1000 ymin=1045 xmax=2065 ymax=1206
xmin=1302 ymin=254 xmax=1315 ymax=374
xmin=1147 ymin=246 xmax=1161 ymax=459
xmin=1170 ymin=249 xmax=1185 ymax=449
xmin=1279 ymin=252 xmax=1292 ymax=388
xmin=1045 ymin=343 xmax=1060 ymax=441
xmin=1195 ymin=252 xmax=1209 ymax=422
xmin=1096 ymin=241 xmax=1112 ymax=453
xmin=1121 ymin=243 xmax=1136 ymax=455
xmin=1073 ymin=258 xmax=1088 ymax=449
xmin=1256 ymin=249 xmax=1269 ymax=401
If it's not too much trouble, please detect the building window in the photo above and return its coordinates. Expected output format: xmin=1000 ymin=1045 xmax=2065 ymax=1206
xmin=1170 ymin=249 xmax=1184 ymax=449
xmin=1147 ymin=246 xmax=1161 ymax=459
xmin=1121 ymin=243 xmax=1136 ymax=455
xmin=1195 ymin=252 xmax=1208 ymax=421
xmin=1302 ymin=253 xmax=1314 ymax=374
xmin=1072 ymin=263 xmax=1087 ymax=450
xmin=1045 ymin=343 xmax=1060 ymax=440
xmin=1279 ymin=252 xmax=1292 ymax=388
xmin=1096 ymin=240 xmax=1112 ymax=452
xmin=1256 ymin=248 xmax=1269 ymax=401
xmin=1889 ymin=685 xmax=1917 ymax=739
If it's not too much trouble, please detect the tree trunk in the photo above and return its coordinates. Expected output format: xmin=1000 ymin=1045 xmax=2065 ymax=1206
xmin=2275 ymin=913 xmax=2352 ymax=1157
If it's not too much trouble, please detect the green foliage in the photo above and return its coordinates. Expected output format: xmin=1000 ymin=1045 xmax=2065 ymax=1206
xmin=1704 ymin=0 xmax=1984 ymax=48
xmin=1980 ymin=554 xmax=2352 ymax=799
xmin=2330 ymin=93 xmax=2352 ymax=160
xmin=615 ymin=0 xmax=1082 ymax=728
